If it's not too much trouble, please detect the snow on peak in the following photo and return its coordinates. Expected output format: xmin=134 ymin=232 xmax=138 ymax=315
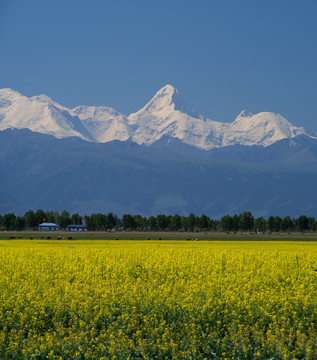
xmin=237 ymin=110 xmax=254 ymax=118
xmin=0 ymin=88 xmax=24 ymax=98
xmin=30 ymin=94 xmax=70 ymax=112
xmin=129 ymin=84 xmax=200 ymax=121
xmin=73 ymin=105 xmax=131 ymax=143
xmin=31 ymin=94 xmax=55 ymax=103
xmin=127 ymin=85 xmax=221 ymax=148
xmin=225 ymin=111 xmax=308 ymax=147
xmin=31 ymin=94 xmax=60 ymax=107
xmin=157 ymin=84 xmax=177 ymax=96
xmin=0 ymin=89 xmax=92 ymax=141
xmin=0 ymin=88 xmax=25 ymax=108
xmin=131 ymin=84 xmax=180 ymax=115
xmin=0 ymin=86 xmax=315 ymax=150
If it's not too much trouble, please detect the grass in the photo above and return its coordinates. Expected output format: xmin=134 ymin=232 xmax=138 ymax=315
xmin=0 ymin=230 xmax=317 ymax=241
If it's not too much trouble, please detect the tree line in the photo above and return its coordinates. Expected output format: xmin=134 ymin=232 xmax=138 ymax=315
xmin=0 ymin=210 xmax=316 ymax=232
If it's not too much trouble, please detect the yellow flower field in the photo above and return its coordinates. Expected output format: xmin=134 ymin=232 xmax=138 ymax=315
xmin=0 ymin=240 xmax=316 ymax=359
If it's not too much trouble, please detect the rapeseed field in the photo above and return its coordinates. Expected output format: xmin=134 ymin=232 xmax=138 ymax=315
xmin=0 ymin=240 xmax=316 ymax=359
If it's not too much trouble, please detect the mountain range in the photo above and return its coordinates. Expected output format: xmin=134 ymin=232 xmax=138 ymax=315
xmin=1 ymin=85 xmax=316 ymax=149
xmin=1 ymin=86 xmax=317 ymax=218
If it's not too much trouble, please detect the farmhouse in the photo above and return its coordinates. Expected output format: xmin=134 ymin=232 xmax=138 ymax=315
xmin=38 ymin=223 xmax=59 ymax=231
xmin=66 ymin=224 xmax=88 ymax=232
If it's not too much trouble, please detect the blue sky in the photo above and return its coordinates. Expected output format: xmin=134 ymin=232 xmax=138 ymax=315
xmin=1 ymin=0 xmax=316 ymax=129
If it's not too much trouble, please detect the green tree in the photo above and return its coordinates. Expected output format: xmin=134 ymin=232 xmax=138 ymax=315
xmin=24 ymin=210 xmax=37 ymax=229
xmin=84 ymin=215 xmax=95 ymax=231
xmin=181 ymin=216 xmax=188 ymax=231
xmin=107 ymin=213 xmax=118 ymax=230
xmin=220 ymin=215 xmax=233 ymax=232
xmin=187 ymin=213 xmax=196 ymax=231
xmin=91 ymin=214 xmax=108 ymax=231
xmin=14 ymin=216 xmax=26 ymax=231
xmin=57 ymin=210 xmax=71 ymax=229
xmin=296 ymin=215 xmax=309 ymax=232
xmin=45 ymin=211 xmax=59 ymax=223
xmin=71 ymin=213 xmax=83 ymax=225
xmin=134 ymin=215 xmax=147 ymax=230
xmin=147 ymin=216 xmax=157 ymax=231
xmin=122 ymin=214 xmax=135 ymax=230
xmin=239 ymin=212 xmax=254 ymax=232
xmin=273 ymin=216 xmax=282 ymax=232
xmin=208 ymin=219 xmax=219 ymax=232
xmin=197 ymin=214 xmax=209 ymax=230
xmin=156 ymin=215 xmax=169 ymax=231
xmin=232 ymin=214 xmax=240 ymax=232
xmin=3 ymin=213 xmax=16 ymax=230
xmin=170 ymin=214 xmax=182 ymax=231
xmin=254 ymin=217 xmax=266 ymax=232
xmin=267 ymin=216 xmax=275 ymax=232
xmin=35 ymin=209 xmax=46 ymax=225
xmin=282 ymin=216 xmax=293 ymax=232
xmin=308 ymin=217 xmax=316 ymax=232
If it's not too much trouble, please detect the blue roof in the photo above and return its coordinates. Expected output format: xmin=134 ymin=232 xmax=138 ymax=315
xmin=38 ymin=223 xmax=58 ymax=226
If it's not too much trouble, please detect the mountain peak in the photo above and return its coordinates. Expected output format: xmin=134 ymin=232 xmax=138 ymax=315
xmin=0 ymin=88 xmax=23 ymax=96
xmin=30 ymin=94 xmax=70 ymax=112
xmin=156 ymin=84 xmax=178 ymax=96
xmin=129 ymin=84 xmax=200 ymax=119
xmin=237 ymin=110 xmax=253 ymax=118
xmin=1 ymin=86 xmax=316 ymax=150
xmin=31 ymin=94 xmax=55 ymax=104
xmin=0 ymin=88 xmax=25 ymax=107
xmin=140 ymin=84 xmax=180 ymax=113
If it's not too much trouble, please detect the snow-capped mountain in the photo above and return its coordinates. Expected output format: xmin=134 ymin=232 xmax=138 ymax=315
xmin=0 ymin=86 xmax=315 ymax=149
xmin=221 ymin=110 xmax=309 ymax=147
xmin=128 ymin=84 xmax=226 ymax=149
xmin=128 ymin=85 xmax=313 ymax=149
xmin=73 ymin=105 xmax=131 ymax=143
xmin=0 ymin=88 xmax=94 ymax=141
